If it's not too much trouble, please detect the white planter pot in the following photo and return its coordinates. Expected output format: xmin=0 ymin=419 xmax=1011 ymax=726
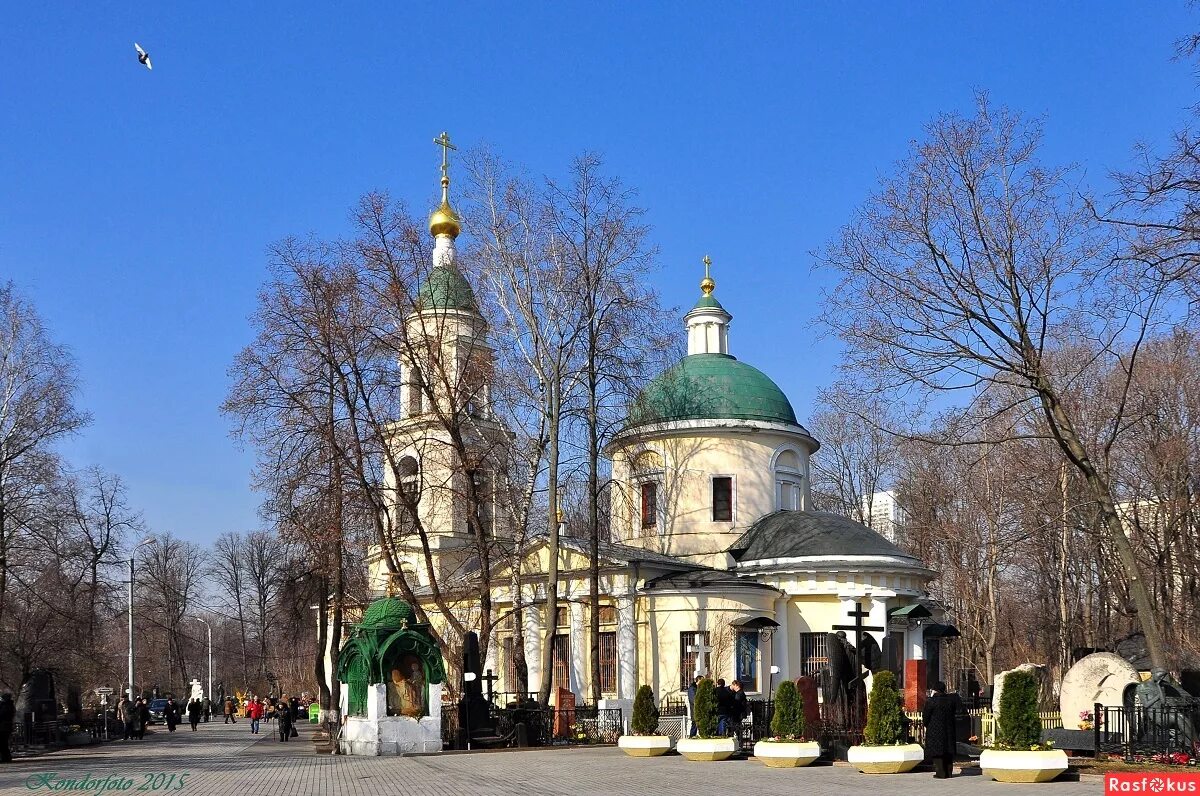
xmin=753 ymin=740 xmax=821 ymax=767
xmin=979 ymin=749 xmax=1069 ymax=783
xmin=676 ymin=736 xmax=738 ymax=762
xmin=847 ymin=743 xmax=925 ymax=774
xmin=618 ymin=734 xmax=672 ymax=757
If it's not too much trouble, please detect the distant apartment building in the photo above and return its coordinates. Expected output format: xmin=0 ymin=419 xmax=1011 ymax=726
xmin=863 ymin=489 xmax=907 ymax=544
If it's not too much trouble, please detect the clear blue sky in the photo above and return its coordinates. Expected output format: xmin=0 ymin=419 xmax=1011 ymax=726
xmin=2 ymin=2 xmax=1196 ymax=545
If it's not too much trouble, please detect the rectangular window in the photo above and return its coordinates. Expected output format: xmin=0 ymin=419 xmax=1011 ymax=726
xmin=552 ymin=634 xmax=570 ymax=692
xmin=556 ymin=606 xmax=568 ymax=628
xmin=599 ymin=632 xmax=617 ymax=694
xmin=598 ymin=604 xmax=616 ymax=625
xmin=679 ymin=631 xmax=710 ymax=691
xmin=640 ymin=482 xmax=658 ymax=529
xmin=712 ymin=476 xmax=733 ymax=521
xmin=736 ymin=631 xmax=759 ymax=692
xmin=798 ymin=632 xmax=829 ymax=677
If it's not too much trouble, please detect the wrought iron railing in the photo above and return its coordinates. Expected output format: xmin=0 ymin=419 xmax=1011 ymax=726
xmin=1095 ymin=703 xmax=1200 ymax=763
xmin=440 ymin=702 xmax=623 ymax=749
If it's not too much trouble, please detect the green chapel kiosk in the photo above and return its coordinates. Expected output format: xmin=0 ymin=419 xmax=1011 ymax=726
xmin=337 ymin=596 xmax=447 ymax=755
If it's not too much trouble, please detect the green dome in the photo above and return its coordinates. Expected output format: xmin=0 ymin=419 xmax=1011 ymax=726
xmin=417 ymin=266 xmax=477 ymax=312
xmin=629 ymin=353 xmax=798 ymax=426
xmin=361 ymin=597 xmax=417 ymax=628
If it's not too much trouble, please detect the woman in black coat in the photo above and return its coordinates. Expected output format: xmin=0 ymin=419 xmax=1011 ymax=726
xmin=165 ymin=699 xmax=179 ymax=732
xmin=275 ymin=700 xmax=292 ymax=742
xmin=186 ymin=699 xmax=203 ymax=731
xmin=922 ymin=681 xmax=963 ymax=778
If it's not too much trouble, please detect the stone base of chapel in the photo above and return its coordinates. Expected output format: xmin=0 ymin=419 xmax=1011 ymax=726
xmin=338 ymin=715 xmax=443 ymax=755
xmin=337 ymin=682 xmax=444 ymax=755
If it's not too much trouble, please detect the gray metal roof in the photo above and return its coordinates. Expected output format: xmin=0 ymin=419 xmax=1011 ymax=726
xmin=728 ymin=510 xmax=926 ymax=566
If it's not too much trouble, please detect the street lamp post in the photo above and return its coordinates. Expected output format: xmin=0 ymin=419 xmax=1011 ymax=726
xmin=193 ymin=618 xmax=212 ymax=703
xmin=127 ymin=539 xmax=154 ymax=701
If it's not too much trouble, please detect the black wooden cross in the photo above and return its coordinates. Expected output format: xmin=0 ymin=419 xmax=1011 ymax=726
xmin=832 ymin=600 xmax=886 ymax=671
xmin=481 ymin=668 xmax=499 ymax=702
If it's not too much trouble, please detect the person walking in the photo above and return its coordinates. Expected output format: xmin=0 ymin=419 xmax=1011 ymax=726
xmin=275 ymin=698 xmax=292 ymax=742
xmin=728 ymin=680 xmax=749 ymax=744
xmin=714 ymin=678 xmax=732 ymax=736
xmin=0 ymin=692 xmax=15 ymax=763
xmin=186 ymin=699 xmax=202 ymax=731
xmin=165 ymin=698 xmax=179 ymax=732
xmin=119 ymin=696 xmax=134 ymax=741
xmin=246 ymin=696 xmax=262 ymax=735
xmin=923 ymin=681 xmax=964 ymax=779
xmin=288 ymin=694 xmax=300 ymax=738
xmin=134 ymin=699 xmax=150 ymax=740
xmin=223 ymin=697 xmax=236 ymax=724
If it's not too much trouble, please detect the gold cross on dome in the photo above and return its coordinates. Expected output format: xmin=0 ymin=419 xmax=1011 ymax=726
xmin=434 ymin=131 xmax=457 ymax=181
xmin=703 ymin=255 xmax=712 ymax=279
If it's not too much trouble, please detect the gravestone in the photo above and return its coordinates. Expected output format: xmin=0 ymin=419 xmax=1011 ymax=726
xmin=457 ymin=631 xmax=497 ymax=747
xmin=16 ymin=669 xmax=56 ymax=720
xmin=1059 ymin=652 xmax=1139 ymax=727
xmin=553 ymin=687 xmax=576 ymax=739
xmin=794 ymin=676 xmax=821 ymax=732
xmin=904 ymin=659 xmax=928 ymax=712
xmin=992 ymin=663 xmax=1053 ymax=712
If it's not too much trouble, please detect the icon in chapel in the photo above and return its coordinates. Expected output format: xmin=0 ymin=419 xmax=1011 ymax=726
xmin=386 ymin=654 xmax=426 ymax=718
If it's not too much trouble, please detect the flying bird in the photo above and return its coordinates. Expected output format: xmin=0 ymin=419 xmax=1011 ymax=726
xmin=134 ymin=42 xmax=152 ymax=71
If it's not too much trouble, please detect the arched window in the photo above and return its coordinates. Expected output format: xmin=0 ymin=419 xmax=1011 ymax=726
xmin=406 ymin=365 xmax=424 ymax=416
xmin=773 ymin=448 xmax=803 ymax=512
xmin=398 ymin=456 xmax=419 ymax=503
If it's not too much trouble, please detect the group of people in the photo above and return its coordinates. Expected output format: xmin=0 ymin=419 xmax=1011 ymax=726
xmin=215 ymin=694 xmax=303 ymax=742
xmin=686 ymin=676 xmax=749 ymax=738
xmin=116 ymin=697 xmax=153 ymax=740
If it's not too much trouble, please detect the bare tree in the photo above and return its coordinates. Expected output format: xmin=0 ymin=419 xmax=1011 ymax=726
xmin=819 ymin=97 xmax=1185 ymax=670
xmin=0 ymin=283 xmax=88 ymax=634
xmin=138 ymin=534 xmax=206 ymax=690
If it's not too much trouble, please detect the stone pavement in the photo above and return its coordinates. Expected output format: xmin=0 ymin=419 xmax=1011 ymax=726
xmin=0 ymin=721 xmax=1104 ymax=795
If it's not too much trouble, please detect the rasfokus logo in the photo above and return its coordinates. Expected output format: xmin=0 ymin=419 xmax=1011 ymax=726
xmin=1106 ymin=773 xmax=1200 ymax=793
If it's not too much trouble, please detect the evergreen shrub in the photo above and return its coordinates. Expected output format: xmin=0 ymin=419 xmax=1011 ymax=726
xmin=996 ymin=670 xmax=1045 ymax=750
xmin=631 ymin=685 xmax=659 ymax=736
xmin=693 ymin=678 xmax=719 ymax=739
xmin=769 ymin=680 xmax=805 ymax=740
xmin=862 ymin=671 xmax=906 ymax=746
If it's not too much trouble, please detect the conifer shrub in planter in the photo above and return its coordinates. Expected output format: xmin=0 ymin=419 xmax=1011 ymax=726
xmin=676 ymin=678 xmax=737 ymax=762
xmin=847 ymin=671 xmax=924 ymax=774
xmin=980 ymin=670 xmax=1067 ymax=783
xmin=753 ymin=681 xmax=821 ymax=767
xmin=618 ymin=685 xmax=672 ymax=757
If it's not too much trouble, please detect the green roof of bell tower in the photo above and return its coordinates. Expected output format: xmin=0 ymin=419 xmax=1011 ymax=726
xmin=416 ymin=265 xmax=478 ymax=312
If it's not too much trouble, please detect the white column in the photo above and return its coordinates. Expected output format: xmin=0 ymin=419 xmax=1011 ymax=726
xmin=909 ymin=624 xmax=926 ymax=661
xmin=569 ymin=601 xmax=586 ymax=698
xmin=865 ymin=595 xmax=888 ymax=651
xmin=524 ymin=600 xmax=542 ymax=695
xmin=772 ymin=596 xmax=790 ymax=682
xmin=616 ymin=595 xmax=637 ymax=700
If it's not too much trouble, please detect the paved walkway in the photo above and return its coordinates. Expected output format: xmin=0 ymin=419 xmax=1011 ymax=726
xmin=0 ymin=722 xmax=1103 ymax=795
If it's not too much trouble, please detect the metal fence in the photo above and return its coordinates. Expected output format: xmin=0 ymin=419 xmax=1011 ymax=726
xmin=1095 ymin=703 xmax=1200 ymax=763
xmin=441 ymin=703 xmax=623 ymax=750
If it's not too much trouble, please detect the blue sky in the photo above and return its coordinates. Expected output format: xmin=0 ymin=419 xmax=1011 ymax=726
xmin=1 ymin=2 xmax=1196 ymax=545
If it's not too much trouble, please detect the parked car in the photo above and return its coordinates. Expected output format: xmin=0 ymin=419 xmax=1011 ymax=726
xmin=148 ymin=698 xmax=170 ymax=724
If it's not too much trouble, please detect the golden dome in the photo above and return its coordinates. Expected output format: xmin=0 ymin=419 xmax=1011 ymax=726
xmin=428 ymin=182 xmax=461 ymax=238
